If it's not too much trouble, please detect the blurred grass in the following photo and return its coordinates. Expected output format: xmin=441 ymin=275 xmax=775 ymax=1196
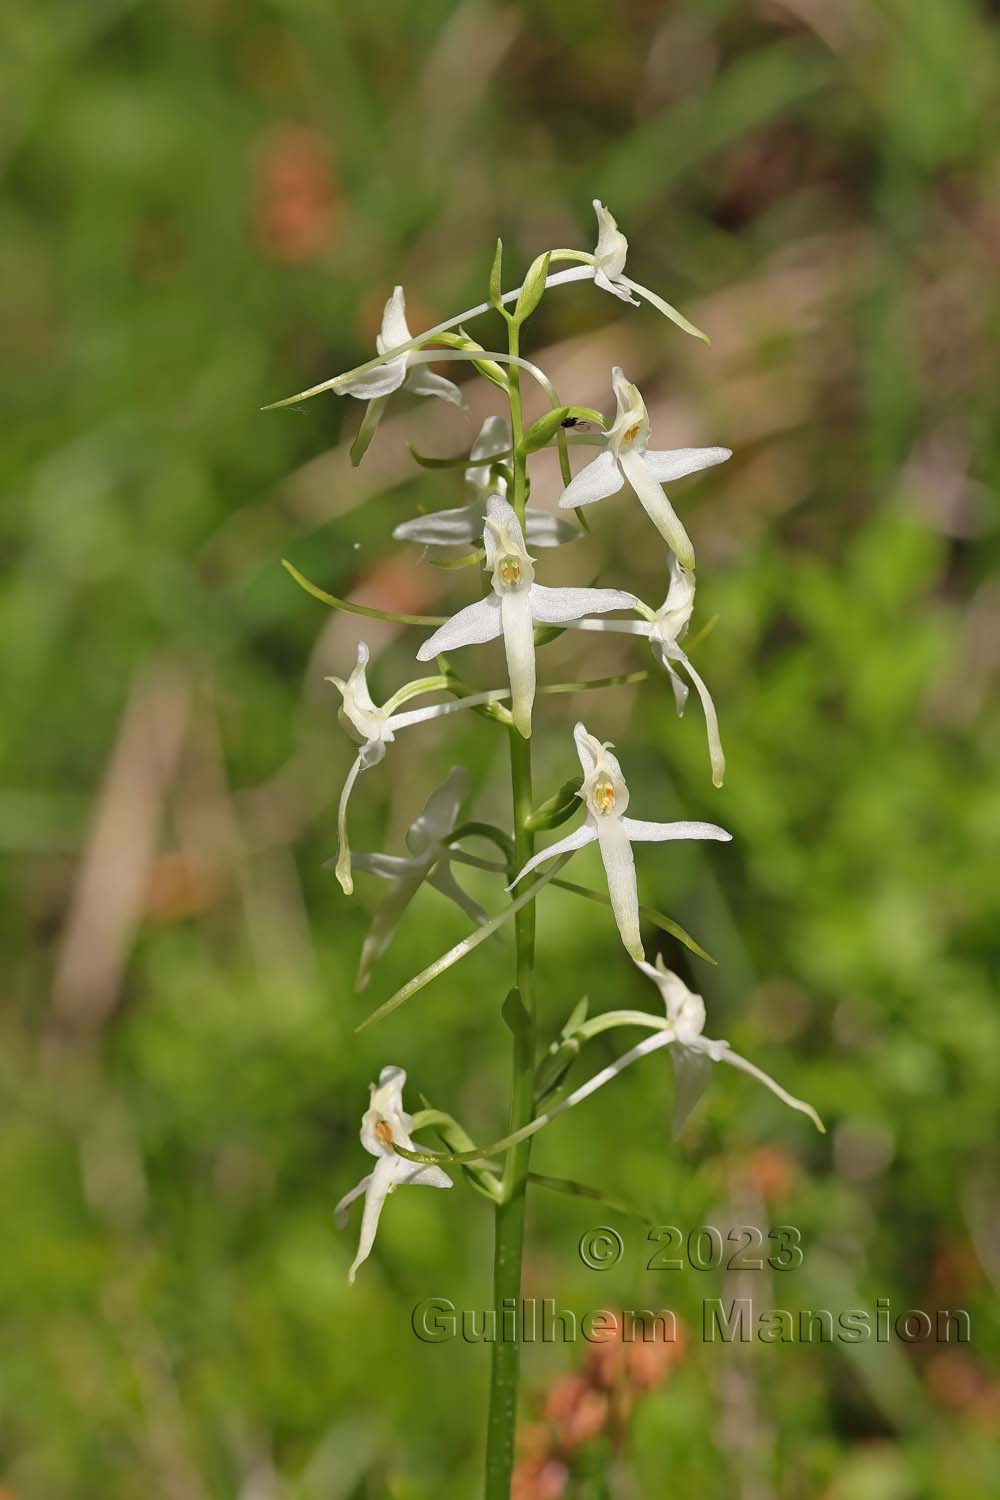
xmin=3 ymin=0 xmax=999 ymax=1495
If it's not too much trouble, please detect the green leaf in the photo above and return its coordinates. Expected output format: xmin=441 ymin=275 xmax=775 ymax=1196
xmin=488 ymin=238 xmax=504 ymax=313
xmin=281 ymin=559 xmax=446 ymax=627
xmin=513 ymin=251 xmax=550 ymax=324
xmin=527 ymin=1172 xmax=654 ymax=1223
xmin=525 ymin=775 xmax=583 ymax=832
xmin=349 ymin=395 xmax=388 ymax=467
xmin=551 ymin=877 xmax=717 ymax=964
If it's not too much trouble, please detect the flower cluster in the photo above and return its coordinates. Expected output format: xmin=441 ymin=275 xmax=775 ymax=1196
xmin=270 ymin=198 xmax=822 ymax=1293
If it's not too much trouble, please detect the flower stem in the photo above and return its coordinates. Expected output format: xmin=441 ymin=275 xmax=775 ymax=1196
xmin=484 ymin=312 xmax=536 ymax=1500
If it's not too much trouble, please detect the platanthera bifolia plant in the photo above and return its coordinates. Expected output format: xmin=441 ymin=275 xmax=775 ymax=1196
xmin=266 ymin=201 xmax=823 ymax=1500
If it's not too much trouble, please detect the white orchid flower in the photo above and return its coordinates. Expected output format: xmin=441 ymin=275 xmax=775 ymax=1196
xmin=415 ymin=497 xmax=637 ymax=739
xmin=337 ymin=285 xmax=465 ymax=407
xmin=328 ymin=642 xmax=509 ymax=895
xmin=558 ymin=367 xmax=731 ymax=571
xmin=509 ymin=722 xmax=731 ymax=961
xmin=350 ymin=766 xmax=490 ymax=991
xmin=569 ymin=556 xmax=724 ymax=787
xmin=335 ymin=1066 xmax=452 ymax=1283
xmin=587 ymin=201 xmax=708 ymax=341
xmin=393 ymin=415 xmax=580 ymax=553
xmin=635 ymin=955 xmax=824 ymax=1134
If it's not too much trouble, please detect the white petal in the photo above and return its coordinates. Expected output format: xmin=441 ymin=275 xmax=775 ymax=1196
xmin=557 ymin=450 xmax=625 ymax=511
xmin=408 ymin=765 xmax=470 ymax=847
xmin=427 ymin=863 xmax=490 ymax=927
xmin=350 ymin=852 xmax=421 ymax=881
xmin=714 ymin=1047 xmax=825 ymax=1133
xmin=523 ymin=509 xmax=583 ymax=548
xmin=377 ymin=286 xmax=411 ymax=352
xmin=592 ymin=200 xmax=629 ymax=281
xmin=670 ymin=1045 xmax=714 ymax=1136
xmin=620 ymin=818 xmax=731 ymax=843
xmin=662 ymin=654 xmax=691 ymax=716
xmin=642 ymin=447 xmax=732 ymax=484
xmin=619 ymin=450 xmax=695 ymax=570
xmin=595 ymin=816 xmax=643 ymax=961
xmin=467 ymin=415 xmax=510 ymax=490
xmin=404 ymin=365 xmax=466 ymax=407
xmin=573 ymin=720 xmax=601 ymax=778
xmin=337 ymin=357 xmax=408 ymax=401
xmin=416 ymin=596 xmax=502 ymax=660
xmin=485 ymin=493 xmax=527 ymax=555
xmin=662 ymin=646 xmax=725 ymax=788
xmin=393 ymin=503 xmax=481 ymax=548
xmin=617 ymin=276 xmax=710 ymax=344
xmin=334 ymin=1171 xmax=373 ymax=1228
xmin=529 ymin=583 xmax=637 ymax=626
xmin=500 ymin=587 xmax=536 ymax=738
xmin=508 ymin=822 xmax=596 ymax=888
xmin=334 ymin=752 xmax=368 ymax=895
xmin=593 ymin=267 xmax=639 ymax=304
xmin=347 ymin=1155 xmax=396 ymax=1283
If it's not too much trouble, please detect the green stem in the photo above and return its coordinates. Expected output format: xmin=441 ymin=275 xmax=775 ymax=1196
xmin=484 ymin=314 xmax=535 ymax=1500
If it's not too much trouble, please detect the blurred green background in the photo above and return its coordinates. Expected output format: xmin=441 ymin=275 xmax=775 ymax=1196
xmin=4 ymin=0 xmax=999 ymax=1495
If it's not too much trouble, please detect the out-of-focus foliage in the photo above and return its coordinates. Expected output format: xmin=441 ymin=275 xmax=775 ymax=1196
xmin=2 ymin=0 xmax=999 ymax=1495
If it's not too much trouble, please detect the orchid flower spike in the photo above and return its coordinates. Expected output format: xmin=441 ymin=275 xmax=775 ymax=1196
xmin=569 ymin=556 xmax=724 ymax=787
xmin=337 ymin=285 xmax=465 ymax=409
xmin=327 ymin=642 xmax=509 ymax=895
xmin=589 ymin=201 xmax=709 ymax=342
xmin=557 ymin=367 xmax=730 ymax=571
xmin=635 ymin=955 xmax=825 ymax=1135
xmin=349 ymin=767 xmax=490 ymax=991
xmin=416 ymin=497 xmax=637 ymax=739
xmin=393 ymin=415 xmax=581 ymax=553
xmin=510 ymin=722 xmax=731 ymax=961
xmin=335 ymin=1066 xmax=452 ymax=1283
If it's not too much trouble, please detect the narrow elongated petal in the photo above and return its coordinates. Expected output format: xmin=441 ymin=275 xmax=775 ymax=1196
xmin=393 ymin=503 xmax=481 ymax=547
xmin=355 ymin=862 xmax=429 ymax=992
xmin=404 ymin=365 xmax=466 ymax=407
xmin=641 ymin=446 xmax=731 ymax=484
xmin=348 ymin=852 xmax=420 ymax=881
xmin=335 ymin=752 xmax=367 ymax=895
xmin=620 ymin=818 xmax=731 ymax=844
xmin=500 ymin=587 xmax=537 ymax=737
xmin=558 ymin=451 xmax=625 ymax=510
xmin=594 ymin=816 xmax=643 ymax=961
xmin=427 ymin=864 xmax=490 ymax=927
xmin=523 ymin=510 xmax=583 ymax=548
xmin=712 ymin=1046 xmax=825 ymax=1133
xmin=529 ymin=583 xmax=637 ymax=626
xmin=348 ymin=1155 xmax=396 ymax=1283
xmin=508 ymin=822 xmax=596 ymax=888
xmin=416 ymin=596 xmax=502 ymax=660
xmin=661 ymin=645 xmax=725 ymax=788
xmin=619 ymin=450 xmax=695 ymax=570
xmin=334 ymin=1172 xmax=373 ymax=1227
xmin=338 ymin=358 xmax=408 ymax=401
xmin=617 ymin=275 xmax=710 ymax=344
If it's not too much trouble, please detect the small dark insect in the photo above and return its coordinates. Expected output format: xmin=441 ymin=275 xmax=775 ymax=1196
xmin=561 ymin=416 xmax=596 ymax=431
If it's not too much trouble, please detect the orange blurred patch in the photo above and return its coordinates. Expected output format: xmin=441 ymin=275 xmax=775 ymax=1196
xmin=253 ymin=126 xmax=338 ymax=264
xmin=746 ymin=1144 xmax=798 ymax=1203
xmin=144 ymin=851 xmax=226 ymax=923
